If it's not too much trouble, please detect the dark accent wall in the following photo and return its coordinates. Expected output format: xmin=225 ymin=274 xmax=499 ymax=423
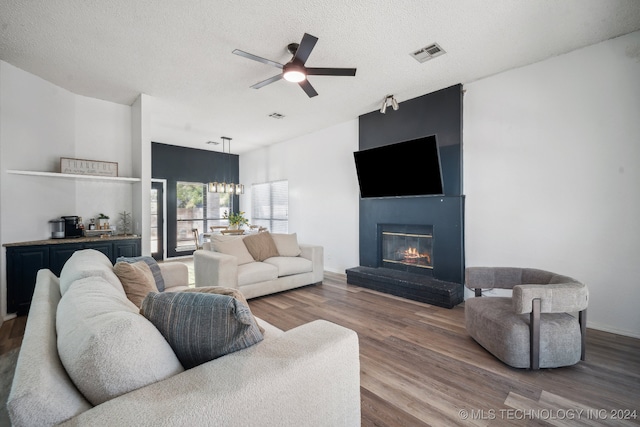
xmin=152 ymin=142 xmax=239 ymax=258
xmin=357 ymin=84 xmax=464 ymax=283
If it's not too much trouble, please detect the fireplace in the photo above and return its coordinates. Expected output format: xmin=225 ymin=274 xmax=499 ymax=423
xmin=347 ymin=84 xmax=464 ymax=308
xmin=379 ymin=224 xmax=433 ymax=274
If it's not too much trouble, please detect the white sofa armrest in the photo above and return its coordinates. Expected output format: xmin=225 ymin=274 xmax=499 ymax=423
xmin=60 ymin=320 xmax=361 ymax=426
xmin=158 ymin=262 xmax=189 ymax=290
xmin=299 ymin=244 xmax=324 ymax=283
xmin=193 ymin=249 xmax=239 ymax=289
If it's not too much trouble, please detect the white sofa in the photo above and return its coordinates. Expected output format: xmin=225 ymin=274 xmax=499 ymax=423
xmin=194 ymin=232 xmax=324 ymax=299
xmin=7 ymin=249 xmax=360 ymax=426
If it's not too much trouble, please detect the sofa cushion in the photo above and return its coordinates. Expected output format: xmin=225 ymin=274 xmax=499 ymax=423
xmin=116 ymin=255 xmax=165 ymax=291
xmin=243 ymin=232 xmax=280 ymax=261
xmin=56 ymin=277 xmax=184 ymax=405
xmin=271 ymin=233 xmax=302 ymax=257
xmin=264 ymin=256 xmax=313 ymax=277
xmin=237 ymin=262 xmax=278 ymax=286
xmin=140 ymin=292 xmax=264 ymax=369
xmin=213 ymin=237 xmax=255 ymax=265
xmin=59 ymin=249 xmax=124 ymax=296
xmin=113 ymin=260 xmax=159 ymax=307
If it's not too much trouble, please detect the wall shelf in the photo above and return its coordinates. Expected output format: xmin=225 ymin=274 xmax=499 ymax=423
xmin=6 ymin=169 xmax=141 ymax=183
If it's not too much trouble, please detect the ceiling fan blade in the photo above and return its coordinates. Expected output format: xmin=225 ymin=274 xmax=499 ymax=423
xmin=293 ymin=33 xmax=318 ymax=65
xmin=251 ymin=74 xmax=283 ymax=89
xmin=306 ymin=67 xmax=357 ymax=76
xmin=232 ymin=49 xmax=284 ymax=69
xmin=298 ymin=80 xmax=318 ymax=98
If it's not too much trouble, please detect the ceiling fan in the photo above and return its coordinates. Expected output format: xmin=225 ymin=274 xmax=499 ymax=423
xmin=232 ymin=33 xmax=357 ymax=98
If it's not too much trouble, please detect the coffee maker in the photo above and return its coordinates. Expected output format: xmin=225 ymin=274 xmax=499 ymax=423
xmin=62 ymin=216 xmax=83 ymax=238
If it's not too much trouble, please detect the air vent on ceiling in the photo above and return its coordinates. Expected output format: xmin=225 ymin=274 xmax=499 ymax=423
xmin=269 ymin=112 xmax=285 ymax=119
xmin=410 ymin=43 xmax=446 ymax=63
xmin=205 ymin=140 xmax=221 ymax=145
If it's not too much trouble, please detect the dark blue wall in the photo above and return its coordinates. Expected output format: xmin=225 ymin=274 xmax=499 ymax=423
xmin=357 ymin=84 xmax=464 ymax=283
xmin=152 ymin=142 xmax=239 ymax=258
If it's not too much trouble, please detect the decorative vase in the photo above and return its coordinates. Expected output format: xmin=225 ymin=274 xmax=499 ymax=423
xmin=228 ymin=223 xmax=239 ymax=230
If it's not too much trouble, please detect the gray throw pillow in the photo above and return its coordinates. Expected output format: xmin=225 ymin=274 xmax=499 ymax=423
xmin=116 ymin=256 xmax=165 ymax=291
xmin=140 ymin=292 xmax=264 ymax=369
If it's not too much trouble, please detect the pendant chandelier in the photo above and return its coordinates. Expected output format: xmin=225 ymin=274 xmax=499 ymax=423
xmin=208 ymin=137 xmax=244 ymax=194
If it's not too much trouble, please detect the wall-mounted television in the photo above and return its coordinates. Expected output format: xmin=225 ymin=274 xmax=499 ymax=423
xmin=354 ymin=135 xmax=444 ymax=198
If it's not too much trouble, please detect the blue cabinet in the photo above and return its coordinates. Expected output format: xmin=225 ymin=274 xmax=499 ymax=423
xmin=6 ymin=246 xmax=50 ymax=315
xmin=5 ymin=237 xmax=141 ymax=315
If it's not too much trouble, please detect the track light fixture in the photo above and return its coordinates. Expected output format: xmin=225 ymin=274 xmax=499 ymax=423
xmin=380 ymin=95 xmax=399 ymax=114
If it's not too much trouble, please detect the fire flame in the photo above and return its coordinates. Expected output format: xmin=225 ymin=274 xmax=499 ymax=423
xmin=403 ymin=247 xmax=431 ymax=264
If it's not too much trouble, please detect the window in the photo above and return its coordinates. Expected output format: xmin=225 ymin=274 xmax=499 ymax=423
xmin=251 ymin=180 xmax=288 ymax=233
xmin=176 ymin=181 xmax=230 ymax=251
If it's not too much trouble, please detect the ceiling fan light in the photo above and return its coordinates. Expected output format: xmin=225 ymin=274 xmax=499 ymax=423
xmin=283 ymin=69 xmax=306 ymax=82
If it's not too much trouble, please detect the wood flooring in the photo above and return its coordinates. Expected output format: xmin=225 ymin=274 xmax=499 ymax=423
xmin=2 ymin=271 xmax=639 ymax=426
xmin=248 ymin=272 xmax=640 ymax=426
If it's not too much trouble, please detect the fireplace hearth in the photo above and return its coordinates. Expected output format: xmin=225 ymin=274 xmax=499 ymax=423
xmin=346 ymin=266 xmax=463 ymax=308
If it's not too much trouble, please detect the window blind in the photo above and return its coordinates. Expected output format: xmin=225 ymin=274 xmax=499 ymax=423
xmin=251 ymin=180 xmax=288 ymax=233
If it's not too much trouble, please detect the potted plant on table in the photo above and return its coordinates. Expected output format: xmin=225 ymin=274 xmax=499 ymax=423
xmin=223 ymin=210 xmax=249 ymax=230
xmin=97 ymin=213 xmax=109 ymax=229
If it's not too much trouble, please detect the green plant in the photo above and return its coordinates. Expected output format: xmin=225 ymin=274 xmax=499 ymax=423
xmin=223 ymin=210 xmax=248 ymax=227
xmin=98 ymin=213 xmax=109 ymax=219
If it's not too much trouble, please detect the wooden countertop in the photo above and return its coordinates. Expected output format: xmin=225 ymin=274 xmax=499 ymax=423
xmin=3 ymin=235 xmax=140 ymax=247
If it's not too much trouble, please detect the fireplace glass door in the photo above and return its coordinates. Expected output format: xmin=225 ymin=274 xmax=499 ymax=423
xmin=381 ymin=230 xmax=433 ymax=271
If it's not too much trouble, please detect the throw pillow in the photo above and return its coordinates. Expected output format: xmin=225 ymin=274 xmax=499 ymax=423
xmin=270 ymin=233 xmax=302 ymax=257
xmin=56 ymin=277 xmax=184 ymax=406
xmin=140 ymin=292 xmax=264 ymax=369
xmin=212 ymin=237 xmax=255 ymax=265
xmin=116 ymin=255 xmax=165 ymax=292
xmin=113 ymin=261 xmax=159 ymax=307
xmin=242 ymin=232 xmax=279 ymax=261
xmin=183 ymin=286 xmax=265 ymax=333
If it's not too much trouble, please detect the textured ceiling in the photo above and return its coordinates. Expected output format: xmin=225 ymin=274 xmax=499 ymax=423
xmin=1 ymin=0 xmax=640 ymax=153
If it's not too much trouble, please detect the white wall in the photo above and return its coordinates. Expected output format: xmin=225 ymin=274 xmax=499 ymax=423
xmin=0 ymin=61 xmax=134 ymax=319
xmin=464 ymin=31 xmax=640 ymax=338
xmin=240 ymin=120 xmax=360 ymax=273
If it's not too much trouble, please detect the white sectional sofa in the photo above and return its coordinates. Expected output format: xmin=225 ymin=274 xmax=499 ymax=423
xmin=194 ymin=232 xmax=324 ymax=299
xmin=7 ymin=249 xmax=360 ymax=426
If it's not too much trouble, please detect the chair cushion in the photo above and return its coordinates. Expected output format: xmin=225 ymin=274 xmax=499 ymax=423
xmin=465 ymin=297 xmax=582 ymax=368
xmin=242 ymin=232 xmax=279 ymax=261
xmin=116 ymin=255 xmax=165 ymax=291
xmin=270 ymin=233 xmax=302 ymax=257
xmin=140 ymin=292 xmax=263 ymax=369
xmin=213 ymin=237 xmax=255 ymax=265
xmin=237 ymin=262 xmax=278 ymax=286
xmin=59 ymin=249 xmax=124 ymax=296
xmin=113 ymin=261 xmax=159 ymax=307
xmin=56 ymin=277 xmax=184 ymax=405
xmin=264 ymin=256 xmax=313 ymax=277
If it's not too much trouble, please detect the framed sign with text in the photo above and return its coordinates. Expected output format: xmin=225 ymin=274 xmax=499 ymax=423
xmin=60 ymin=157 xmax=118 ymax=177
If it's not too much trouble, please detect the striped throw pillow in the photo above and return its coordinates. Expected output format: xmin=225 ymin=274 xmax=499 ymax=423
xmin=140 ymin=292 xmax=263 ymax=369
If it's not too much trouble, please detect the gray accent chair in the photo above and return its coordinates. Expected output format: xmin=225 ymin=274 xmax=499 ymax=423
xmin=464 ymin=267 xmax=588 ymax=369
